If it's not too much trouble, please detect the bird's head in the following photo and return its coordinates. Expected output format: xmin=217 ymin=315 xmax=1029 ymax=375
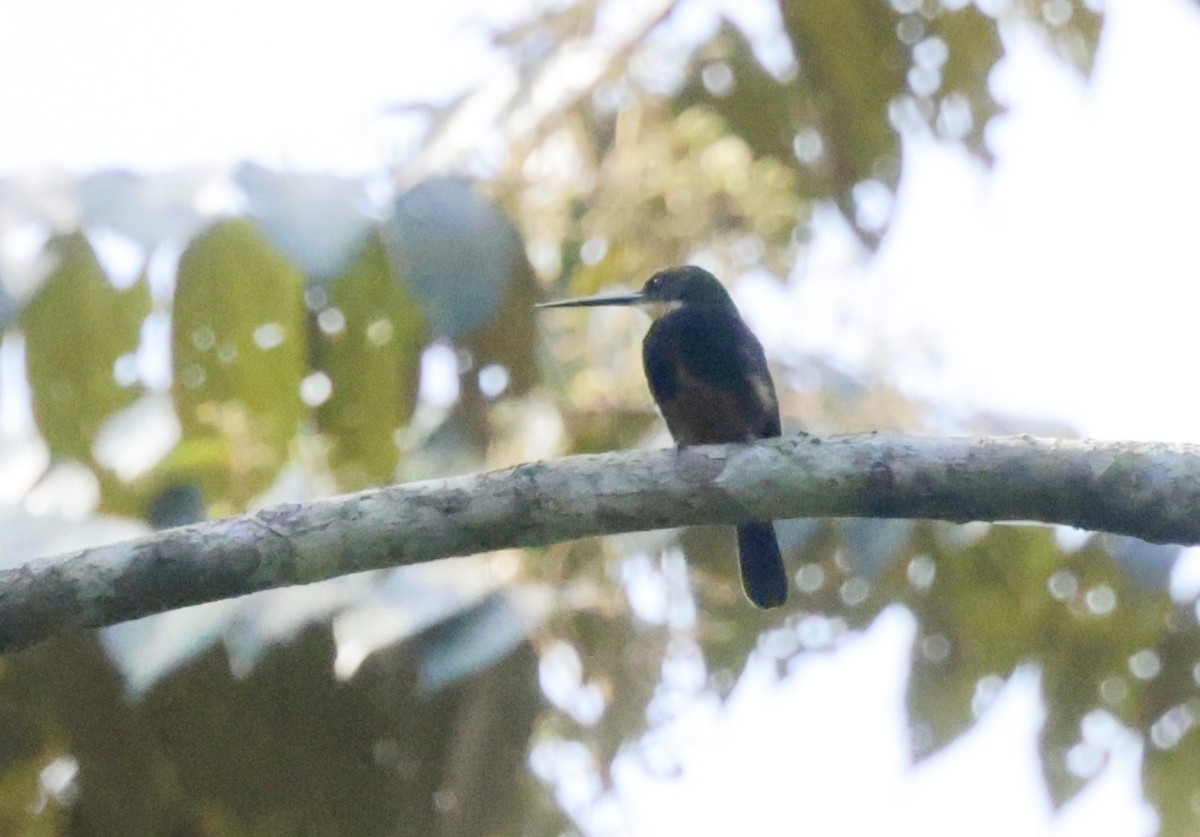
xmin=536 ymin=265 xmax=736 ymax=320
xmin=640 ymin=265 xmax=736 ymax=317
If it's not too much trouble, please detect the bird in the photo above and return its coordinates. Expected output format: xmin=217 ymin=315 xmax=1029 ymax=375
xmin=537 ymin=265 xmax=788 ymax=608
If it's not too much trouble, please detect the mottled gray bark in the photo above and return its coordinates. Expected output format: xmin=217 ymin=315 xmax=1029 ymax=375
xmin=2 ymin=434 xmax=1197 ymax=651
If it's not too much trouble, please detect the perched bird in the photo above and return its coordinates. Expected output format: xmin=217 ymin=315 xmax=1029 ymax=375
xmin=537 ymin=265 xmax=787 ymax=608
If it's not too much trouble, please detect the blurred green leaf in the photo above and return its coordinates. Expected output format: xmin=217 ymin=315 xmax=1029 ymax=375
xmin=1037 ymin=537 xmax=1175 ymax=805
xmin=172 ymin=219 xmax=306 ymax=508
xmin=780 ymin=0 xmax=905 ymax=236
xmin=904 ymin=526 xmax=1064 ymax=757
xmin=1147 ymin=713 xmax=1200 ymax=837
xmin=932 ymin=6 xmax=1005 ymax=156
xmin=2 ymin=632 xmax=188 ymax=834
xmin=0 ymin=624 xmax=542 ymax=835
xmin=0 ymin=657 xmax=63 ymax=837
xmin=898 ymin=522 xmax=1187 ymax=817
xmin=314 ymin=229 xmax=426 ymax=489
xmin=559 ymin=408 xmax=660 ymax=454
xmin=554 ymin=609 xmax=670 ymax=773
xmin=1018 ymin=0 xmax=1105 ymax=73
xmin=21 ymin=232 xmax=149 ymax=463
xmin=676 ymin=24 xmax=807 ymax=166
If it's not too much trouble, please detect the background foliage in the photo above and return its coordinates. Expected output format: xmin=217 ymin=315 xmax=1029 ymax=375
xmin=2 ymin=0 xmax=1195 ymax=834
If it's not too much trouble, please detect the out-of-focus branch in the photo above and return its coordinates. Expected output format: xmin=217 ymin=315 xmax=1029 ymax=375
xmin=400 ymin=0 xmax=676 ymax=185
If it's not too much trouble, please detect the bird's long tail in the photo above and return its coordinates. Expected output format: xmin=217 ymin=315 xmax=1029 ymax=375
xmin=736 ymin=523 xmax=788 ymax=609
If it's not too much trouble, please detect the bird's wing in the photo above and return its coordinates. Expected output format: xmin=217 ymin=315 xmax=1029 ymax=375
xmin=643 ymin=310 xmax=780 ymax=444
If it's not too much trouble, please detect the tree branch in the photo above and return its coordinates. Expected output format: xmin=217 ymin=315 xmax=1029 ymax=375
xmin=3 ymin=433 xmax=1198 ymax=652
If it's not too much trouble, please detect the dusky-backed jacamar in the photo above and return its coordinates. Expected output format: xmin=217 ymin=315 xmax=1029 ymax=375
xmin=537 ymin=265 xmax=787 ymax=608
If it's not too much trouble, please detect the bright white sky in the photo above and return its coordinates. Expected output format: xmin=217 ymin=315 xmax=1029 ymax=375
xmin=0 ymin=0 xmax=521 ymax=172
xmin=2 ymin=0 xmax=1197 ymax=833
xmin=738 ymin=0 xmax=1200 ymax=446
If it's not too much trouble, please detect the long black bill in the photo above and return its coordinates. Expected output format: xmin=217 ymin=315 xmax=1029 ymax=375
xmin=535 ymin=292 xmax=645 ymax=310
